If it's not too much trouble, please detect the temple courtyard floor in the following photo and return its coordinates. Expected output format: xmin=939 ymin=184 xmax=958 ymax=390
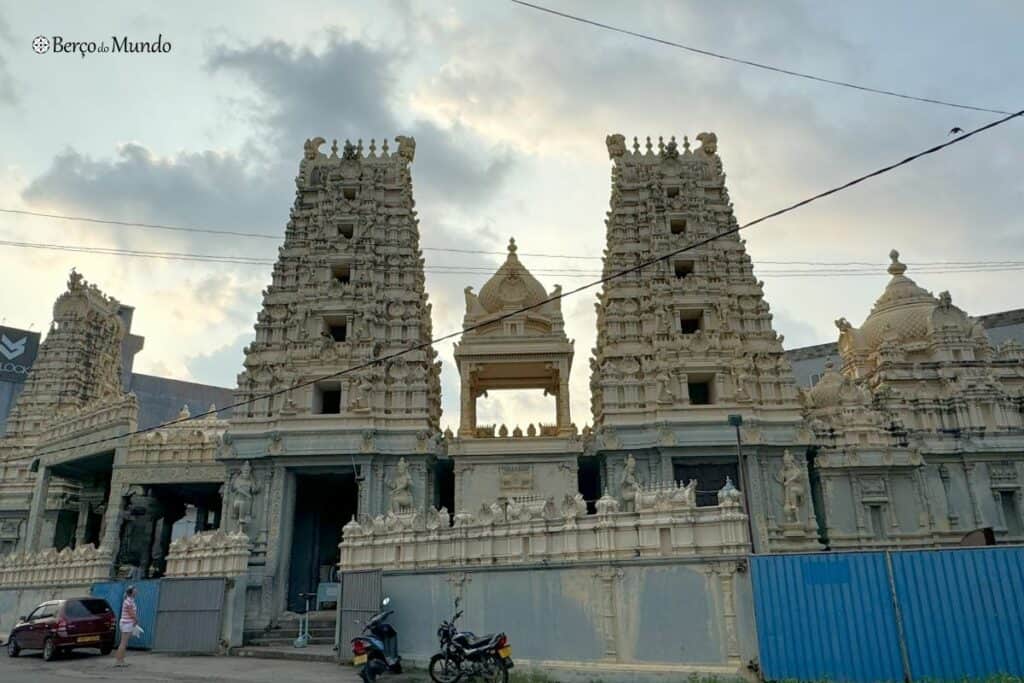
xmin=0 ymin=649 xmax=422 ymax=682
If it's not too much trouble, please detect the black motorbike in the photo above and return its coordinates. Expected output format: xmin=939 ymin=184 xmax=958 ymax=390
xmin=429 ymin=599 xmax=513 ymax=683
xmin=351 ymin=597 xmax=402 ymax=683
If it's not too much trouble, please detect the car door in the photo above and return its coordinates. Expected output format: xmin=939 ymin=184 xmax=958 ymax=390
xmin=21 ymin=603 xmax=52 ymax=649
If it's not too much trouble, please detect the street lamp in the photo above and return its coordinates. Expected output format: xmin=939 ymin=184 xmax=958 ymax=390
xmin=728 ymin=414 xmax=756 ymax=553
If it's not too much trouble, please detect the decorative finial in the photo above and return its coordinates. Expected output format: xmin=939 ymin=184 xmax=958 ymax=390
xmin=508 ymin=237 xmax=517 ymax=254
xmin=330 ymin=139 xmax=338 ymax=158
xmin=632 ymin=136 xmax=640 ymax=153
xmin=369 ymin=138 xmax=376 ymax=156
xmin=683 ymin=135 xmax=691 ymax=152
xmin=888 ymin=249 xmax=907 ymax=277
xmin=645 ymin=136 xmax=653 ymax=153
xmin=657 ymin=136 xmax=665 ymax=154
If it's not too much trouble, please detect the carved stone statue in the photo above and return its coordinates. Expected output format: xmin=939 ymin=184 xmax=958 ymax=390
xmin=777 ymin=450 xmax=807 ymax=523
xmin=389 ymin=457 xmax=414 ymax=513
xmin=605 ymin=133 xmax=627 ymax=159
xmin=230 ymin=460 xmax=259 ymax=534
xmin=619 ymin=454 xmax=640 ymax=512
xmin=395 ymin=135 xmax=416 ymax=162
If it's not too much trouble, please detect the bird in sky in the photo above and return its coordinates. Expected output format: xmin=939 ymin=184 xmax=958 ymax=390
xmin=949 ymin=127 xmax=964 ymax=135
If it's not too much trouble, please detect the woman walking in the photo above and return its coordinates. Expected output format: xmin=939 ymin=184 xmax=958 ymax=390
xmin=115 ymin=586 xmax=138 ymax=667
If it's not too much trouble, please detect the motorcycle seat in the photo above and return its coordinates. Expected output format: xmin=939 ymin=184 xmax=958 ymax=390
xmin=458 ymin=633 xmax=498 ymax=649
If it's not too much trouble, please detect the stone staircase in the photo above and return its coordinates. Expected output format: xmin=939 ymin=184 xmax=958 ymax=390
xmin=233 ymin=610 xmax=338 ymax=662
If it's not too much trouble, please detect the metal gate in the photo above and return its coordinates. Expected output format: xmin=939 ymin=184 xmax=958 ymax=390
xmin=90 ymin=579 xmax=161 ymax=650
xmin=337 ymin=569 xmax=382 ymax=662
xmin=751 ymin=547 xmax=1024 ymax=681
xmin=152 ymin=577 xmax=226 ymax=653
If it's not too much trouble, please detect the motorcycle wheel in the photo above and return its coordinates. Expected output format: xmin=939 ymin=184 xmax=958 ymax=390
xmin=481 ymin=655 xmax=509 ymax=683
xmin=428 ymin=653 xmax=460 ymax=683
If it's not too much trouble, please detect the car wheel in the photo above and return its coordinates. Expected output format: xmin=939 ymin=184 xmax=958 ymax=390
xmin=101 ymin=644 xmax=112 ymax=655
xmin=6 ymin=636 xmax=20 ymax=657
xmin=42 ymin=637 xmax=56 ymax=661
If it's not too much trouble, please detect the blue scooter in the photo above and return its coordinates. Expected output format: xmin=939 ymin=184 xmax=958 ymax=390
xmin=351 ymin=597 xmax=402 ymax=683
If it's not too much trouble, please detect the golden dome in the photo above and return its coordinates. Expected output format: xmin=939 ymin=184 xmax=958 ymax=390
xmin=477 ymin=238 xmax=550 ymax=313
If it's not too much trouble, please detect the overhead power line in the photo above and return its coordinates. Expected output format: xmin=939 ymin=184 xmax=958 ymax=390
xmin=0 ymin=208 xmax=281 ymax=240
xmin=509 ymin=0 xmax=1012 ymax=116
xmin=30 ymin=108 xmax=1024 ymax=458
xmin=1 ymin=237 xmax=1023 ymax=278
xmin=5 ymin=214 xmax=1024 ymax=270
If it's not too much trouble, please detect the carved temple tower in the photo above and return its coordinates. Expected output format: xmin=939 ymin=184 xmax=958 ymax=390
xmin=223 ymin=136 xmax=443 ymax=621
xmin=2 ymin=271 xmax=128 ymax=453
xmin=0 ymin=271 xmax=139 ymax=555
xmin=590 ymin=133 xmax=816 ymax=551
xmin=804 ymin=251 xmax=1024 ymax=547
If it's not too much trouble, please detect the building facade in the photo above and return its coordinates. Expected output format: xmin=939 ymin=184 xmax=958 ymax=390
xmin=1 ymin=132 xmax=1022 ymax=647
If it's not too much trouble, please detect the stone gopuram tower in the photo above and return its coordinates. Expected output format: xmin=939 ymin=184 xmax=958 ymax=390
xmin=224 ymin=136 xmax=442 ymax=621
xmin=591 ymin=133 xmax=816 ymax=551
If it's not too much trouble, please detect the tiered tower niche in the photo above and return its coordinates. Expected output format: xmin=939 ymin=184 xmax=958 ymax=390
xmin=590 ymin=133 xmax=815 ymax=551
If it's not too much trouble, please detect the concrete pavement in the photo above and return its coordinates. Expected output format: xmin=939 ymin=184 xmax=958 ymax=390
xmin=0 ymin=649 xmax=422 ymax=682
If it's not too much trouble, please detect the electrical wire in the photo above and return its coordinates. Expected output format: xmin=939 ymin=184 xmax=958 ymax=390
xmin=509 ymin=0 xmax=1012 ymax=116
xmin=2 ymin=238 xmax=1024 ymax=276
xmin=29 ymin=108 xmax=1024 ymax=458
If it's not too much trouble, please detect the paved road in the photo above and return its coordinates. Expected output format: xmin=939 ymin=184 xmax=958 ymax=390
xmin=0 ymin=649 xmax=370 ymax=682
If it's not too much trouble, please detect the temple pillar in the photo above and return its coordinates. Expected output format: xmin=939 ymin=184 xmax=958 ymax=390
xmin=557 ymin=374 xmax=572 ymax=433
xmin=75 ymin=500 xmax=91 ymax=547
xmin=459 ymin=374 xmax=475 ymax=437
xmin=24 ymin=464 xmax=51 ymax=552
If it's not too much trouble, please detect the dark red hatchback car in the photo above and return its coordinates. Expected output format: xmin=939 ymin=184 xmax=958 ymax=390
xmin=6 ymin=597 xmax=116 ymax=661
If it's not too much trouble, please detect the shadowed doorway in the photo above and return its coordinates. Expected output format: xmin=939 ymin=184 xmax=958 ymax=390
xmin=287 ymin=472 xmax=357 ymax=612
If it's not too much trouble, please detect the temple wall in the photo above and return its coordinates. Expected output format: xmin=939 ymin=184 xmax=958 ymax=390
xmin=378 ymin=557 xmax=757 ymax=679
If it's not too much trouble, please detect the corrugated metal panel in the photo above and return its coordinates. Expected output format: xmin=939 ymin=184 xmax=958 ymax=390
xmin=337 ymin=569 xmax=382 ymax=661
xmin=153 ymin=577 xmax=225 ymax=653
xmin=893 ymin=547 xmax=1024 ymax=679
xmin=751 ymin=553 xmax=904 ymax=682
xmin=90 ymin=579 xmax=160 ymax=650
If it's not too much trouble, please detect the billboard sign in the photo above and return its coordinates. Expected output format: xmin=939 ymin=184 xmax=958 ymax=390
xmin=0 ymin=326 xmax=40 ymax=383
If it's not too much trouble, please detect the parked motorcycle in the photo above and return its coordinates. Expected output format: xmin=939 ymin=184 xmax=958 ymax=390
xmin=351 ymin=597 xmax=402 ymax=683
xmin=429 ymin=598 xmax=513 ymax=683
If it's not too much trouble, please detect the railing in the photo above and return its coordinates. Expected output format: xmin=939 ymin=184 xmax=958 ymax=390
xmin=0 ymin=544 xmax=113 ymax=587
xmin=165 ymin=530 xmax=250 ymax=577
xmin=340 ymin=486 xmax=749 ymax=570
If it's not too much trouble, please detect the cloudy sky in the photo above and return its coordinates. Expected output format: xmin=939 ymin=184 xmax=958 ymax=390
xmin=1 ymin=1 xmax=1021 ymax=430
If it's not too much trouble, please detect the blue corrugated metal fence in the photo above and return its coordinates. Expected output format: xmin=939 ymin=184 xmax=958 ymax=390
xmin=892 ymin=548 xmax=1024 ymax=680
xmin=751 ymin=546 xmax=1024 ymax=682
xmin=90 ymin=579 xmax=161 ymax=650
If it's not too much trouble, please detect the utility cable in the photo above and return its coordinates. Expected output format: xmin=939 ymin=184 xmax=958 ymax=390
xmin=2 ymin=239 xmax=1024 ymax=279
xmin=29 ymin=108 xmax=1024 ymax=458
xmin=509 ymin=0 xmax=1012 ymax=116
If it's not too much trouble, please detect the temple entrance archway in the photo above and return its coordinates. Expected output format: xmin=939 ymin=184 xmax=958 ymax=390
xmin=286 ymin=471 xmax=357 ymax=612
